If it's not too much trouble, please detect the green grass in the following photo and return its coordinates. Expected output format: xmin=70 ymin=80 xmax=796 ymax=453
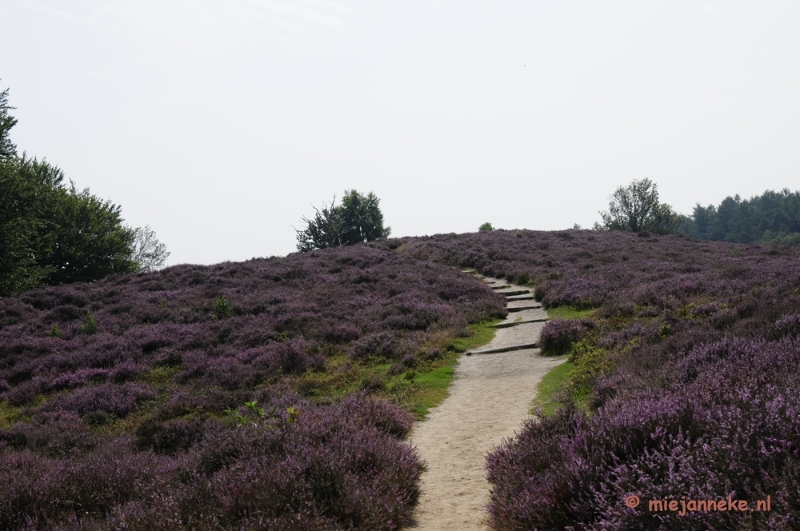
xmin=547 ymin=305 xmax=596 ymax=320
xmin=402 ymin=319 xmax=500 ymax=420
xmin=450 ymin=320 xmax=500 ymax=353
xmin=290 ymin=319 xmax=500 ymax=421
xmin=530 ymin=359 xmax=571 ymax=416
xmin=405 ymin=359 xmax=458 ymax=419
xmin=0 ymin=401 xmax=24 ymax=429
xmin=144 ymin=366 xmax=181 ymax=386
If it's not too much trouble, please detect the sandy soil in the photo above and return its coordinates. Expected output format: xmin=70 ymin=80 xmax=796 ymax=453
xmin=408 ymin=278 xmax=565 ymax=530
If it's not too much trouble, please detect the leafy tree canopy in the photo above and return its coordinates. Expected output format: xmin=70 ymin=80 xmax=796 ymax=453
xmin=0 ymin=157 xmax=141 ymax=293
xmin=600 ymin=178 xmax=678 ymax=234
xmin=479 ymin=222 xmax=494 ymax=232
xmin=0 ymin=156 xmax=56 ymax=294
xmin=678 ymin=188 xmax=800 ymax=246
xmin=42 ymin=182 xmax=139 ymax=284
xmin=0 ymin=83 xmax=17 ymax=160
xmin=296 ymin=190 xmax=390 ymax=252
xmin=0 ymin=84 xmax=169 ymax=294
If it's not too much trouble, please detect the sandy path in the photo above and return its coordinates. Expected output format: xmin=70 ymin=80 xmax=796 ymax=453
xmin=408 ymin=277 xmax=565 ymax=530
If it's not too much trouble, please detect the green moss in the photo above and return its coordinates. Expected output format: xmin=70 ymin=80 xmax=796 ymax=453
xmin=405 ymin=356 xmax=458 ymax=419
xmin=530 ymin=338 xmax=614 ymax=416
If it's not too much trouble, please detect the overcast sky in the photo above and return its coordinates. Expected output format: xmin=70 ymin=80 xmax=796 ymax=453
xmin=2 ymin=1 xmax=799 ymax=265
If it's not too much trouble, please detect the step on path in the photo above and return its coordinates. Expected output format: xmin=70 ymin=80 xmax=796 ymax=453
xmin=408 ymin=274 xmax=565 ymax=530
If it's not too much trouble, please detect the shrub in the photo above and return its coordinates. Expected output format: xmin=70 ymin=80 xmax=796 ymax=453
xmin=539 ymin=319 xmax=593 ymax=356
xmin=0 ymin=412 xmax=98 ymax=456
xmin=213 ymin=296 xmax=232 ymax=318
xmin=135 ymin=417 xmax=210 ymax=454
xmin=0 ymin=244 xmax=504 ymax=529
xmin=772 ymin=313 xmax=800 ymax=339
xmin=80 ymin=310 xmax=99 ymax=335
xmin=43 ymin=382 xmax=156 ymax=418
xmin=348 ymin=332 xmax=402 ymax=361
xmin=395 ymin=229 xmax=800 ymax=529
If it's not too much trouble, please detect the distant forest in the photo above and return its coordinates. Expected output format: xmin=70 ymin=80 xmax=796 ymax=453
xmin=678 ymin=188 xmax=800 ymax=246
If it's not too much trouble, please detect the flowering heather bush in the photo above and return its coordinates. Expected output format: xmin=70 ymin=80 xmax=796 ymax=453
xmin=0 ymin=412 xmax=98 ymax=457
xmin=0 ymin=244 xmax=503 ymax=529
xmin=0 ymin=395 xmax=422 ymax=530
xmin=394 ymin=229 xmax=800 ymax=529
xmin=539 ymin=318 xmax=594 ymax=355
xmin=349 ymin=331 xmax=405 ymax=361
xmin=43 ymin=382 xmax=156 ymax=418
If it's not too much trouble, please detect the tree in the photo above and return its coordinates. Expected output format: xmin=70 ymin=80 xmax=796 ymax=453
xmin=0 ymin=156 xmax=147 ymax=294
xmin=600 ymin=178 xmax=678 ymax=234
xmin=0 ymin=83 xmax=18 ymax=160
xmin=676 ymin=188 xmax=800 ymax=246
xmin=0 ymin=157 xmax=58 ymax=294
xmin=339 ymin=190 xmax=390 ymax=245
xmin=0 ymin=84 xmax=170 ymax=294
xmin=296 ymin=196 xmax=346 ymax=252
xmin=130 ymin=225 xmax=170 ymax=272
xmin=479 ymin=222 xmax=494 ymax=232
xmin=296 ymin=190 xmax=391 ymax=252
xmin=38 ymin=182 xmax=139 ymax=284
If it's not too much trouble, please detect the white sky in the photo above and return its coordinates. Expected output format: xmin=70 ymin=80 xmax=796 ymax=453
xmin=2 ymin=1 xmax=799 ymax=265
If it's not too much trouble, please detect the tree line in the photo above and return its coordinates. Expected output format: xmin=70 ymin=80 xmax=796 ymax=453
xmin=297 ymin=178 xmax=800 ymax=255
xmin=678 ymin=189 xmax=800 ymax=246
xmin=0 ymin=83 xmax=168 ymax=296
xmin=596 ymin=178 xmax=799 ymax=247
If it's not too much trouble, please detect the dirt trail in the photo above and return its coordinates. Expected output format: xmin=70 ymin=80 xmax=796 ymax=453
xmin=408 ymin=275 xmax=565 ymax=530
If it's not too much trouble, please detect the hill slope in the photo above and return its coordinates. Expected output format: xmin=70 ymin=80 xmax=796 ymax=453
xmin=395 ymin=229 xmax=800 ymax=529
xmin=0 ymin=244 xmax=504 ymax=530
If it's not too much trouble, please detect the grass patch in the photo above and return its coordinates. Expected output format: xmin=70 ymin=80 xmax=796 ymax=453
xmin=405 ymin=359 xmax=458 ymax=419
xmin=530 ymin=359 xmax=571 ymax=417
xmin=547 ymin=306 xmax=596 ymax=320
xmin=531 ymin=339 xmax=613 ymax=416
xmin=404 ymin=319 xmax=500 ymax=419
xmin=144 ymin=366 xmax=181 ymax=386
xmin=0 ymin=401 xmax=25 ymax=429
xmin=290 ymin=320 xmax=500 ymax=421
xmin=450 ymin=320 xmax=500 ymax=353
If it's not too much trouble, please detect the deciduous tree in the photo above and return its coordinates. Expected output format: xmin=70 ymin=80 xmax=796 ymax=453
xmin=0 ymin=83 xmax=17 ymax=160
xmin=38 ymin=181 xmax=138 ymax=285
xmin=0 ymin=157 xmax=57 ymax=294
xmin=0 ymin=85 xmax=170 ymax=293
xmin=130 ymin=225 xmax=170 ymax=272
xmin=600 ymin=178 xmax=678 ymax=234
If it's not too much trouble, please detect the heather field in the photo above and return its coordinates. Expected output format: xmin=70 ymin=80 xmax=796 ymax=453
xmin=396 ymin=230 xmax=800 ymax=529
xmin=4 ymin=230 xmax=800 ymax=530
xmin=0 ymin=245 xmax=505 ymax=530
